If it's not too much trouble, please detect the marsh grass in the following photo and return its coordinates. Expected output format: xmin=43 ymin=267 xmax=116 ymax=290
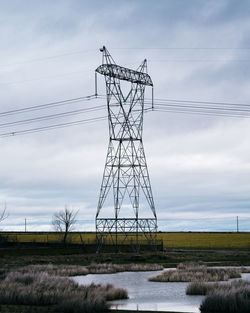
xmin=15 ymin=263 xmax=163 ymax=277
xmin=187 ymin=279 xmax=250 ymax=295
xmin=0 ymin=271 xmax=128 ymax=313
xmin=186 ymin=281 xmax=220 ymax=295
xmin=87 ymin=263 xmax=163 ymax=274
xmin=149 ymin=262 xmax=242 ymax=282
xmin=17 ymin=264 xmax=89 ymax=277
xmin=199 ymin=280 xmax=250 ymax=313
xmin=241 ymin=267 xmax=250 ymax=273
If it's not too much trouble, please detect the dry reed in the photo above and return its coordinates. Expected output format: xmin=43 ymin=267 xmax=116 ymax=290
xmin=200 ymin=280 xmax=250 ymax=313
xmin=15 ymin=263 xmax=163 ymax=277
xmin=17 ymin=264 xmax=89 ymax=277
xmin=87 ymin=263 xmax=163 ymax=274
xmin=0 ymin=270 xmax=128 ymax=312
xmin=187 ymin=279 xmax=250 ymax=295
xmin=149 ymin=262 xmax=242 ymax=282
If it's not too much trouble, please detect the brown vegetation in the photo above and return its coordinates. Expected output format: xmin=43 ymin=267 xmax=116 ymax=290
xmin=16 ymin=264 xmax=89 ymax=277
xmin=0 ymin=270 xmax=128 ymax=313
xmin=149 ymin=262 xmax=242 ymax=282
xmin=186 ymin=279 xmax=250 ymax=295
xmin=186 ymin=281 xmax=220 ymax=295
xmin=87 ymin=263 xmax=163 ymax=274
xmin=199 ymin=280 xmax=250 ymax=313
xmin=7 ymin=262 xmax=163 ymax=278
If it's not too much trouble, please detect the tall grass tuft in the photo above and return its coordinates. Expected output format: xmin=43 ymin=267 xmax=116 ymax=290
xmin=200 ymin=281 xmax=250 ymax=313
xmin=186 ymin=281 xmax=218 ymax=295
xmin=0 ymin=270 xmax=128 ymax=312
xmin=56 ymin=296 xmax=108 ymax=313
xmin=149 ymin=262 xmax=242 ymax=282
xmin=187 ymin=279 xmax=250 ymax=296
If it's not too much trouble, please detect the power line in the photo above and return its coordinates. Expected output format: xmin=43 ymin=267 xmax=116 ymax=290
xmin=1 ymin=93 xmax=250 ymax=138
xmin=146 ymin=97 xmax=250 ymax=107
xmin=148 ymin=59 xmax=250 ymax=62
xmin=0 ymin=95 xmax=103 ymax=117
xmin=0 ymin=70 xmax=90 ymax=86
xmin=0 ymin=116 xmax=106 ymax=138
xmin=2 ymin=47 xmax=249 ymax=72
xmin=0 ymin=49 xmax=97 ymax=68
xmin=112 ymin=47 xmax=250 ymax=50
xmin=143 ymin=97 xmax=250 ymax=118
xmin=0 ymin=105 xmax=105 ymax=129
xmin=150 ymin=103 xmax=250 ymax=114
xmin=152 ymin=108 xmax=250 ymax=119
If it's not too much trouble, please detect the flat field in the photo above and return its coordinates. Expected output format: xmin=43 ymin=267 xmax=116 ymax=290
xmin=158 ymin=232 xmax=250 ymax=248
xmin=1 ymin=231 xmax=250 ymax=249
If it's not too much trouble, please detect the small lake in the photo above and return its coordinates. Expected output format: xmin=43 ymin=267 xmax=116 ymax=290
xmin=73 ymin=269 xmax=250 ymax=313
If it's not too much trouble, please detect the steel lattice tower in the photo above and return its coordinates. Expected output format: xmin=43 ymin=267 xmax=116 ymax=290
xmin=95 ymin=46 xmax=157 ymax=252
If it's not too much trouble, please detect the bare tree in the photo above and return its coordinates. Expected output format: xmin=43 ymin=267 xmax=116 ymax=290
xmin=0 ymin=208 xmax=8 ymax=224
xmin=0 ymin=209 xmax=8 ymax=244
xmin=52 ymin=206 xmax=78 ymax=244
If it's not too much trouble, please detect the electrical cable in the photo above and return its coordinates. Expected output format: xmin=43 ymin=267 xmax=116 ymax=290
xmin=1 ymin=48 xmax=97 ymax=68
xmin=0 ymin=105 xmax=106 ymax=129
xmin=146 ymin=102 xmax=250 ymax=114
xmin=0 ymin=116 xmax=106 ymax=138
xmin=0 ymin=94 xmax=104 ymax=117
xmin=2 ymin=93 xmax=250 ymax=138
xmin=145 ymin=97 xmax=250 ymax=107
xmin=152 ymin=108 xmax=250 ymax=119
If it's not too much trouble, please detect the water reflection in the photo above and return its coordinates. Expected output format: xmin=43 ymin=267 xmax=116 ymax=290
xmin=73 ymin=270 xmax=203 ymax=312
xmin=73 ymin=269 xmax=250 ymax=313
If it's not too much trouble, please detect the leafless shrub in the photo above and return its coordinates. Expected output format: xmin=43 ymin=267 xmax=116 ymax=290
xmin=149 ymin=262 xmax=242 ymax=282
xmin=0 ymin=208 xmax=8 ymax=224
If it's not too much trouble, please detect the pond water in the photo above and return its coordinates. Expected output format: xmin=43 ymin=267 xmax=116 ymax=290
xmin=73 ymin=269 xmax=250 ymax=313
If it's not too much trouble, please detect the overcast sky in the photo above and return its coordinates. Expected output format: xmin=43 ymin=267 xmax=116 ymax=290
xmin=0 ymin=0 xmax=250 ymax=232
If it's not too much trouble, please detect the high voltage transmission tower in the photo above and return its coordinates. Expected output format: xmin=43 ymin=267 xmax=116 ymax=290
xmin=95 ymin=46 xmax=157 ymax=252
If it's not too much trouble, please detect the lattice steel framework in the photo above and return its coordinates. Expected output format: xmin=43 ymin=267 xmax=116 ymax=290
xmin=95 ymin=46 xmax=157 ymax=252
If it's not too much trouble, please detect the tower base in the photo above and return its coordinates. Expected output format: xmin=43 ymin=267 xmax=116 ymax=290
xmin=96 ymin=218 xmax=158 ymax=253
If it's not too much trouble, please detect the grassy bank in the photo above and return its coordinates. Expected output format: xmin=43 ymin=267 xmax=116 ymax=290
xmin=1 ymin=246 xmax=250 ymax=268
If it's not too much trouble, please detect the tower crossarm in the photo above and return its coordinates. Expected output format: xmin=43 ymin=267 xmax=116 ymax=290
xmin=96 ymin=64 xmax=153 ymax=87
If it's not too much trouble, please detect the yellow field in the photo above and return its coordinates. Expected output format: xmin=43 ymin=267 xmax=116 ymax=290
xmin=157 ymin=232 xmax=250 ymax=249
xmin=1 ymin=231 xmax=250 ymax=249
